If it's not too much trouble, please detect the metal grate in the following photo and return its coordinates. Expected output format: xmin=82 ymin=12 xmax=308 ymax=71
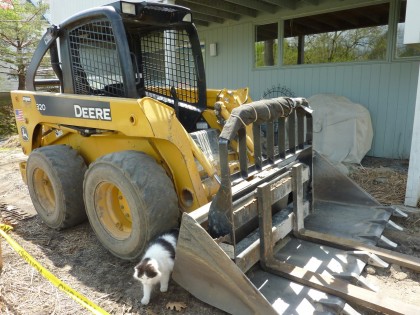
xmin=68 ymin=20 xmax=124 ymax=97
xmin=138 ymin=29 xmax=198 ymax=104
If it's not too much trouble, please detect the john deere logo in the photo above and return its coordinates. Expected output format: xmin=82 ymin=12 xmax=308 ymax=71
xmin=21 ymin=126 xmax=29 ymax=142
xmin=73 ymin=104 xmax=111 ymax=121
xmin=33 ymin=95 xmax=111 ymax=121
xmin=22 ymin=96 xmax=31 ymax=103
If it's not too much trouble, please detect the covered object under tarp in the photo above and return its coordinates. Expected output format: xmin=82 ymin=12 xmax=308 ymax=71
xmin=308 ymin=94 xmax=373 ymax=164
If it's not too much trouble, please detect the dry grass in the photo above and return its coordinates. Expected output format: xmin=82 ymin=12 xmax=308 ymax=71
xmin=348 ymin=165 xmax=407 ymax=205
xmin=0 ymin=135 xmax=20 ymax=149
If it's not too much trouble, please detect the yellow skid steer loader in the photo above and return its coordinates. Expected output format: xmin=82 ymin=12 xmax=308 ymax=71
xmin=11 ymin=1 xmax=420 ymax=314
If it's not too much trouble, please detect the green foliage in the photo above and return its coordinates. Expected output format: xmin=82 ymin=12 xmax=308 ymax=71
xmin=396 ymin=24 xmax=420 ymax=58
xmin=0 ymin=0 xmax=49 ymax=90
xmin=255 ymin=42 xmax=264 ymax=67
xmin=283 ymin=39 xmax=298 ymax=66
xmin=282 ymin=26 xmax=388 ymax=65
xmin=255 ymin=41 xmax=278 ymax=67
xmin=0 ymin=93 xmax=16 ymax=137
xmin=398 ymin=44 xmax=420 ymax=58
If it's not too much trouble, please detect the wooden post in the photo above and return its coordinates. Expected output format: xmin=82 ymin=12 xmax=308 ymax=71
xmin=404 ymin=1 xmax=420 ymax=206
xmin=405 ymin=63 xmax=420 ymax=206
xmin=297 ymin=35 xmax=304 ymax=64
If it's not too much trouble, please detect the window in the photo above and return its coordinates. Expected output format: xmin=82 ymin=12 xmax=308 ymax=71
xmin=255 ymin=23 xmax=278 ymax=67
xmin=396 ymin=0 xmax=420 ymax=58
xmin=68 ymin=20 xmax=124 ymax=96
xmin=283 ymin=4 xmax=389 ymax=65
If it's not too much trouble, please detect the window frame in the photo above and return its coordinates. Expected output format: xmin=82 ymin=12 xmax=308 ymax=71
xmin=252 ymin=0 xmax=419 ymax=70
xmin=253 ymin=19 xmax=280 ymax=69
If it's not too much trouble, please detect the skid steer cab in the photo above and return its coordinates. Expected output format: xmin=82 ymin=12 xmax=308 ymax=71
xmin=12 ymin=1 xmax=419 ymax=314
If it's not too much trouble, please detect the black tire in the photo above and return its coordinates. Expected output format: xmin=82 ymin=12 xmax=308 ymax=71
xmin=83 ymin=151 xmax=180 ymax=260
xmin=26 ymin=145 xmax=87 ymax=229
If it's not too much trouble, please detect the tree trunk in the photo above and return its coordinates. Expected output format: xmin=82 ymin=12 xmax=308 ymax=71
xmin=17 ymin=45 xmax=25 ymax=90
xmin=18 ymin=71 xmax=26 ymax=90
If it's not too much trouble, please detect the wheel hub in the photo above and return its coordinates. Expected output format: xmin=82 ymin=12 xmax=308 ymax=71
xmin=33 ymin=168 xmax=56 ymax=216
xmin=95 ymin=182 xmax=132 ymax=240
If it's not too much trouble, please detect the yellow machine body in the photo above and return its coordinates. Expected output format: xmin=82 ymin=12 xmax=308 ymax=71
xmin=11 ymin=88 xmax=250 ymax=213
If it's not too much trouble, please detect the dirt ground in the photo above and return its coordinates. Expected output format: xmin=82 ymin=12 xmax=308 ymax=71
xmin=0 ymin=136 xmax=419 ymax=315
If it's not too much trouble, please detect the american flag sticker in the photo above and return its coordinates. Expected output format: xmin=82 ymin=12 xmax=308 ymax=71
xmin=15 ymin=109 xmax=24 ymax=122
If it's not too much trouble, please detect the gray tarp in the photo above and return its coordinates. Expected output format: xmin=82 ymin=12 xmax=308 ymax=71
xmin=219 ymin=97 xmax=309 ymax=141
xmin=308 ymin=94 xmax=373 ymax=164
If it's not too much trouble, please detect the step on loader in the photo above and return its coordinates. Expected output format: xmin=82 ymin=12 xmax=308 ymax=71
xmin=10 ymin=1 xmax=420 ymax=314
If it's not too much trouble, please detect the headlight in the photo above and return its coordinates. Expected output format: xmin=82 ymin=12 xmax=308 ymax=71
xmin=121 ymin=2 xmax=136 ymax=15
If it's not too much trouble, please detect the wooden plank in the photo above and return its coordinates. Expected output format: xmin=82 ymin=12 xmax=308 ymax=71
xmin=235 ymin=202 xmax=310 ymax=272
xmin=359 ymin=63 xmax=372 ymax=107
xmin=299 ymin=229 xmax=420 ymax=272
xmin=384 ymin=63 xmax=401 ymax=157
xmin=350 ymin=64 xmax=362 ymax=100
xmin=395 ymin=63 xmax=419 ymax=158
xmin=265 ymin=259 xmax=420 ymax=315
xmin=326 ymin=66 xmax=336 ymax=93
xmin=236 ymin=212 xmax=293 ymax=272
xmin=258 ymin=183 xmax=274 ymax=264
xmin=395 ymin=63 xmax=412 ymax=157
xmin=233 ymin=168 xmax=309 ymax=229
xmin=271 ymin=176 xmax=292 ymax=203
xmin=375 ymin=64 xmax=391 ymax=156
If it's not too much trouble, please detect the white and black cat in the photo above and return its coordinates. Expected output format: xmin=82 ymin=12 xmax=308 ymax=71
xmin=133 ymin=229 xmax=179 ymax=305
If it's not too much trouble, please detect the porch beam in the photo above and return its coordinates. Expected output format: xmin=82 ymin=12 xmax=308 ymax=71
xmin=224 ymin=0 xmax=278 ymax=14
xmin=179 ymin=0 xmax=257 ymax=18
xmin=263 ymin=0 xmax=296 ymax=10
xmin=193 ymin=19 xmax=209 ymax=27
xmin=177 ymin=1 xmax=240 ymax=21
xmin=193 ymin=12 xmax=225 ymax=24
xmin=300 ymin=0 xmax=320 ymax=5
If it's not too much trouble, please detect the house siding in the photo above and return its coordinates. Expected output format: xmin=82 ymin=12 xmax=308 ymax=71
xmin=0 ymin=77 xmax=18 ymax=92
xmin=49 ymin=0 xmax=419 ymax=159
xmin=199 ymin=22 xmax=420 ymax=159
xmin=0 ymin=60 xmax=18 ymax=92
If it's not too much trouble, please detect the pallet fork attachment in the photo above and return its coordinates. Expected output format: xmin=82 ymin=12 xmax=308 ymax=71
xmin=174 ymin=97 xmax=420 ymax=315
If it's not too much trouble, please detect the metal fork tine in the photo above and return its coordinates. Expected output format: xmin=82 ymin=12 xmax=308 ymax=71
xmin=253 ymin=123 xmax=262 ymax=171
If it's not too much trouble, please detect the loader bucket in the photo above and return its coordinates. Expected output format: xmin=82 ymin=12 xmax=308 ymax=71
xmin=174 ymin=97 xmax=406 ymax=314
xmin=173 ymin=213 xmax=277 ymax=315
xmin=308 ymin=152 xmax=402 ymax=249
